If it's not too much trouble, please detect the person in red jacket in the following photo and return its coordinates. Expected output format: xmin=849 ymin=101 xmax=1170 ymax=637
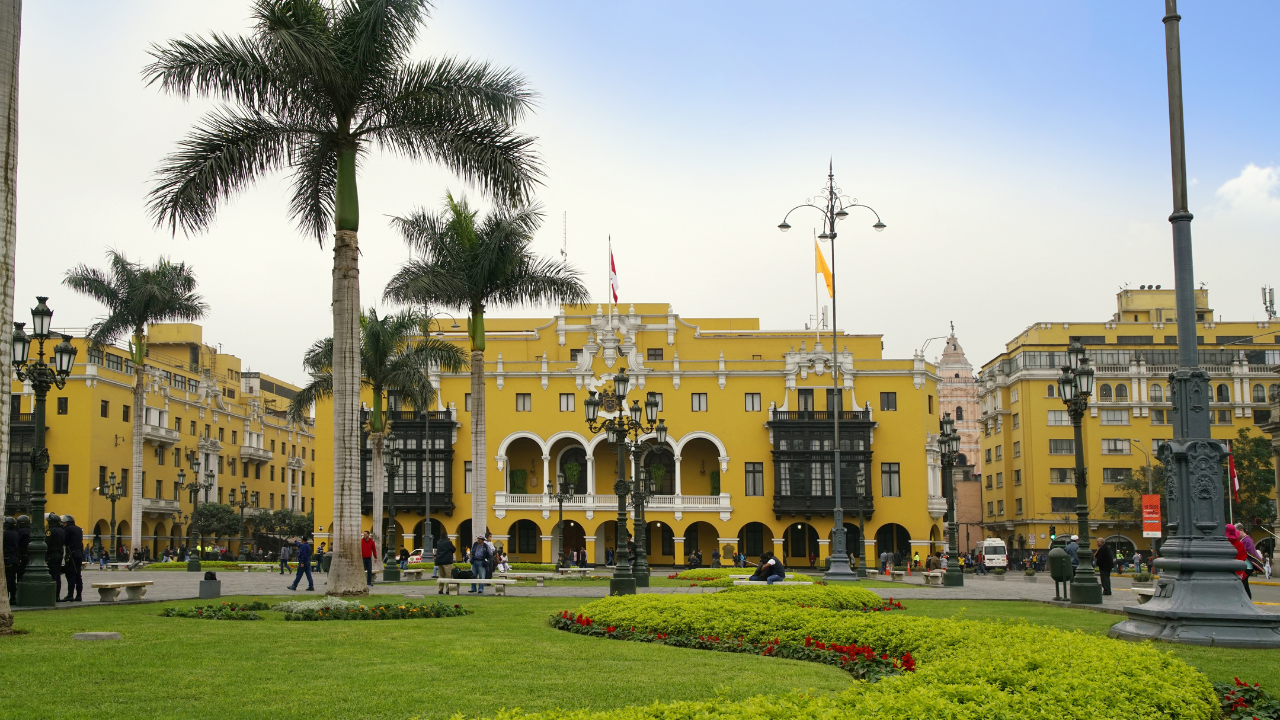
xmin=361 ymin=530 xmax=376 ymax=587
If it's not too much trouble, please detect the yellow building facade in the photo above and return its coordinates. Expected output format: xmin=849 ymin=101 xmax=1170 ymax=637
xmin=5 ymin=323 xmax=315 ymax=555
xmin=314 ymin=303 xmax=950 ymax=568
xmin=977 ymin=288 xmax=1279 ymax=558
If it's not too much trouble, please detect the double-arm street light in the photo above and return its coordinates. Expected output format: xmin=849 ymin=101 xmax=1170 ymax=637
xmin=551 ymin=473 xmax=576 ymax=569
xmin=384 ymin=445 xmax=403 ymax=581
xmin=12 ymin=297 xmax=77 ymax=607
xmin=938 ymin=413 xmax=963 ymax=587
xmin=1057 ymin=341 xmax=1102 ymax=605
xmin=101 ymin=472 xmax=126 ymax=565
xmin=584 ymin=369 xmax=667 ymax=595
xmin=778 ymin=163 xmax=886 ymax=581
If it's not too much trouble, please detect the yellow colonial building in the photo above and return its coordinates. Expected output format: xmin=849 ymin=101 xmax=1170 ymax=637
xmin=314 ymin=303 xmax=951 ymax=568
xmin=5 ymin=322 xmax=316 ymax=556
xmin=977 ymin=288 xmax=1279 ymax=558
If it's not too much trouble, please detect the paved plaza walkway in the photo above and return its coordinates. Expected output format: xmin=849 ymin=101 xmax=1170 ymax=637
xmin=12 ymin=566 xmax=1280 ymax=611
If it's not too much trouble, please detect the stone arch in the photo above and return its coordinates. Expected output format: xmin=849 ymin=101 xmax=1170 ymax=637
xmin=873 ymin=522 xmax=911 ymax=566
xmin=681 ymin=520 xmax=720 ymax=564
xmin=496 ymin=430 xmax=549 ymax=458
xmin=412 ymin=518 xmax=447 ymax=551
xmin=736 ymin=521 xmax=774 ymax=565
xmin=507 ymin=518 xmax=544 ymax=562
xmin=781 ymin=521 xmax=820 ymax=567
xmin=674 ymin=430 xmax=727 ymax=458
xmin=1102 ymin=534 xmax=1136 ymax=557
xmin=647 ymin=519 xmax=675 ymax=564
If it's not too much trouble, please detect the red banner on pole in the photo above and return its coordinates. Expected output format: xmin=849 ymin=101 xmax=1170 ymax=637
xmin=1142 ymin=495 xmax=1162 ymax=538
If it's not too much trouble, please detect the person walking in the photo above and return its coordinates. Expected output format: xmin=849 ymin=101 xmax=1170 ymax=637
xmin=469 ymin=534 xmax=491 ymax=594
xmin=1224 ymin=524 xmax=1251 ymax=598
xmin=278 ymin=542 xmax=291 ymax=575
xmin=434 ymin=533 xmax=456 ymax=594
xmin=360 ymin=530 xmax=376 ymax=587
xmin=287 ymin=536 xmax=315 ymax=591
xmin=14 ymin=515 xmax=30 ymax=582
xmin=62 ymin=515 xmax=85 ymax=602
xmin=1065 ymin=535 xmax=1080 ymax=577
xmin=1236 ymin=523 xmax=1264 ymax=577
xmin=1093 ymin=539 xmax=1113 ymax=596
xmin=1132 ymin=551 xmax=1142 ymax=574
xmin=44 ymin=513 xmax=65 ymax=602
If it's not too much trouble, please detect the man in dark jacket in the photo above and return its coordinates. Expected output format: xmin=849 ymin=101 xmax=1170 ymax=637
xmin=62 ymin=515 xmax=85 ymax=602
xmin=44 ymin=513 xmax=65 ymax=602
xmin=3 ymin=517 xmax=18 ymax=604
xmin=15 ymin=515 xmax=31 ymax=581
xmin=1093 ymin=539 xmax=1114 ymax=596
xmin=469 ymin=535 xmax=491 ymax=594
xmin=434 ymin=534 xmax=456 ymax=594
xmin=287 ymin=537 xmax=314 ymax=591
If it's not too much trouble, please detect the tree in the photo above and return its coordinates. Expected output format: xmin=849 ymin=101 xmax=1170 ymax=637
xmin=287 ymin=307 xmax=465 ymax=565
xmin=258 ymin=508 xmax=315 ymax=542
xmin=145 ymin=0 xmax=539 ymax=596
xmin=0 ymin=0 xmax=20 ymax=635
xmin=191 ymin=503 xmax=243 ymax=547
xmin=63 ymin=251 xmax=208 ymax=554
xmin=1230 ymin=428 xmax=1276 ymax=529
xmin=384 ymin=195 xmax=588 ymax=537
xmin=1107 ymin=463 xmax=1166 ymax=527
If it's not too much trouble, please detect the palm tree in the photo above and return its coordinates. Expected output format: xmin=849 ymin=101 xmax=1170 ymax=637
xmin=384 ymin=195 xmax=588 ymax=538
xmin=0 ymin=0 xmax=21 ymax=635
xmin=63 ymin=251 xmax=208 ymax=556
xmin=144 ymin=0 xmax=540 ymax=595
xmin=287 ymin=307 xmax=466 ymax=567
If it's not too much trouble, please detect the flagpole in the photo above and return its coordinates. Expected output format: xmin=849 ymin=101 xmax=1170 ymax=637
xmin=813 ymin=236 xmax=820 ymax=345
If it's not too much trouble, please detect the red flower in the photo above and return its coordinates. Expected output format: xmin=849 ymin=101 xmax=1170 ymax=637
xmin=606 ymin=626 xmax=616 ymax=633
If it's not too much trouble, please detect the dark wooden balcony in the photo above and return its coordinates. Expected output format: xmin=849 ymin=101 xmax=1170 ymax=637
xmin=773 ymin=493 xmax=873 ymax=521
xmin=769 ymin=410 xmax=871 ymax=422
xmin=361 ymin=491 xmax=455 ymax=517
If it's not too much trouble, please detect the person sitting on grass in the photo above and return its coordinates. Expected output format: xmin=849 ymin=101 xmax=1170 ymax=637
xmin=749 ymin=551 xmax=786 ymax=584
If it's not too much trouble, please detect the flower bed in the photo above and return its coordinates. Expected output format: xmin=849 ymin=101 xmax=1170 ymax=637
xmin=159 ymin=601 xmax=271 ymax=620
xmin=1217 ymin=678 xmax=1280 ymax=719
xmin=281 ymin=600 xmax=471 ymax=622
xmin=546 ymin=586 xmax=1217 ymax=720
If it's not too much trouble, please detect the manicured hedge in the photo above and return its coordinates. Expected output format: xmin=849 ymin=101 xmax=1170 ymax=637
xmin=540 ymin=586 xmax=1216 ymax=720
xmin=132 ymin=561 xmax=249 ymax=571
xmin=406 ymin=562 xmax=556 ymax=572
xmin=672 ymin=568 xmax=802 ymax=580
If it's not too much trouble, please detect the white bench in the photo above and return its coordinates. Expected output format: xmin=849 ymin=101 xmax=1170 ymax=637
xmin=400 ymin=568 xmax=425 ymax=581
xmin=891 ymin=571 xmax=906 ymax=581
xmin=92 ymin=580 xmax=153 ymax=602
xmin=731 ymin=580 xmax=813 ymax=586
xmin=498 ymin=572 xmax=550 ymax=587
xmin=437 ymin=578 xmax=516 ymax=596
xmin=556 ymin=567 xmax=592 ymax=576
xmin=240 ymin=563 xmax=276 ymax=572
xmin=1134 ymin=587 xmax=1156 ymax=604
xmin=923 ymin=572 xmax=944 ymax=586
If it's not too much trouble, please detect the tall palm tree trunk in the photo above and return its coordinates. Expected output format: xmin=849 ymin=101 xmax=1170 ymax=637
xmin=369 ymin=429 xmax=385 ymax=569
xmin=470 ymin=350 xmax=487 ymax=540
xmin=130 ymin=331 xmax=144 ymax=555
xmin=0 ymin=0 xmax=19 ymax=635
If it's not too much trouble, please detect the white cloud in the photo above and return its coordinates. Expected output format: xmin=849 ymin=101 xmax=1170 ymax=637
xmin=1215 ymin=164 xmax=1280 ymax=209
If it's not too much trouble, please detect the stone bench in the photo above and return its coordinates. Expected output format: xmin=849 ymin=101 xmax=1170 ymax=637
xmin=92 ymin=580 xmax=153 ymax=602
xmin=400 ymin=568 xmax=425 ymax=581
xmin=731 ymin=580 xmax=813 ymax=586
xmin=240 ymin=564 xmax=276 ymax=572
xmin=556 ymin=567 xmax=592 ymax=575
xmin=1134 ymin=587 xmax=1156 ymax=604
xmin=497 ymin=572 xmax=550 ymax=587
xmin=437 ymin=578 xmax=516 ymax=596
xmin=923 ymin=572 xmax=944 ymax=586
xmin=891 ymin=571 xmax=906 ymax=581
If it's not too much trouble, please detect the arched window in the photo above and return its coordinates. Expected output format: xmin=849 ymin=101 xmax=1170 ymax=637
xmin=1150 ymin=384 xmax=1163 ymax=402
xmin=1046 ymin=384 xmax=1056 ymax=398
xmin=955 ymin=406 xmax=964 ymax=420
xmin=1253 ymin=384 xmax=1267 ymax=403
xmin=1098 ymin=384 xmax=1113 ymax=402
xmin=1115 ymin=384 xmax=1129 ymax=401
xmin=957 ymin=453 xmax=968 ymax=466
xmin=1216 ymin=384 xmax=1230 ymax=403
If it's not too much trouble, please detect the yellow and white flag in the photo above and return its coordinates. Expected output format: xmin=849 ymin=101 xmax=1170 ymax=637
xmin=816 ymin=242 xmax=833 ymax=297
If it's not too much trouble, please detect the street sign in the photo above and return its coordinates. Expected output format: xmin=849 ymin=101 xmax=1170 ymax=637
xmin=1142 ymin=495 xmax=1162 ymax=538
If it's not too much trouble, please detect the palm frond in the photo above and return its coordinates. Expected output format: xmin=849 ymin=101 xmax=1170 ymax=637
xmin=301 ymin=336 xmax=334 ymax=374
xmin=335 ymin=0 xmax=430 ymax=86
xmin=143 ymin=32 xmax=290 ymax=112
xmin=365 ymin=57 xmax=536 ymax=133
xmin=288 ymin=372 xmax=333 ymax=422
xmin=287 ymin=135 xmax=340 ymax=241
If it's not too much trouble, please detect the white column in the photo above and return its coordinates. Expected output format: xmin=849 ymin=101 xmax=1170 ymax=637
xmin=673 ymin=455 xmax=682 ymax=496
xmin=586 ymin=457 xmax=595 ymax=495
xmin=542 ymin=454 xmax=551 ymax=493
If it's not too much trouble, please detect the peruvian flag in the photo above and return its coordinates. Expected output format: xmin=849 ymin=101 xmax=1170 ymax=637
xmin=609 ymin=247 xmax=620 ymax=303
xmin=1228 ymin=454 xmax=1240 ymax=503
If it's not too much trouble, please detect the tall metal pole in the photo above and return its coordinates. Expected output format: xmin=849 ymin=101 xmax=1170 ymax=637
xmin=15 ymin=336 xmax=57 ymax=606
xmin=612 ymin=438 xmax=634 ymax=594
xmin=1110 ymin=0 xmax=1280 ymax=647
xmin=941 ymin=439 xmax=962 ymax=586
xmin=825 ymin=165 xmax=855 ymax=582
xmin=1068 ymin=395 xmax=1101 ymax=603
xmin=631 ymin=445 xmax=650 ymax=585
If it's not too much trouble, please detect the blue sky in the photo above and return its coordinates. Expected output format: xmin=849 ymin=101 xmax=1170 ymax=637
xmin=14 ymin=1 xmax=1280 ymax=379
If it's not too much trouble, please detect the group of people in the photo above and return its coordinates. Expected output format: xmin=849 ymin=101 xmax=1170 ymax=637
xmin=3 ymin=513 xmax=85 ymax=603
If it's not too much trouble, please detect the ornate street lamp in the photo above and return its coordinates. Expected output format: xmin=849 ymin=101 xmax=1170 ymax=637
xmin=101 ymin=472 xmax=126 ymax=569
xmin=1056 ymin=341 xmax=1102 ymax=605
xmin=11 ymin=296 xmax=77 ymax=607
xmin=551 ymin=472 xmax=576 ymax=568
xmin=938 ymin=413 xmax=963 ymax=587
xmin=233 ymin=481 xmax=252 ymax=559
xmin=778 ymin=165 xmax=886 ymax=581
xmin=180 ymin=451 xmax=204 ymax=570
xmin=383 ymin=445 xmax=402 ymax=581
xmin=583 ymin=370 xmax=665 ymax=594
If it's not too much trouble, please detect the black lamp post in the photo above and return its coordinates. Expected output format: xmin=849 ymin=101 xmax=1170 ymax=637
xmin=11 ymin=297 xmax=77 ymax=607
xmin=551 ymin=472 xmax=576 ymax=568
xmin=1057 ymin=341 xmax=1102 ymax=605
xmin=233 ymin=481 xmax=251 ymax=559
xmin=1110 ymin=0 xmax=1280 ymax=647
xmin=778 ymin=164 xmax=885 ymax=581
xmin=584 ymin=369 xmax=664 ymax=594
xmin=383 ymin=446 xmax=402 ymax=581
xmin=179 ymin=452 xmax=204 ymax=571
xmin=938 ymin=413 xmax=963 ymax=587
xmin=102 ymin=472 xmax=126 ymax=567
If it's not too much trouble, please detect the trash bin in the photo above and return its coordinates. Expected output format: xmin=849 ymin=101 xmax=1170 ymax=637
xmin=322 ymin=555 xmax=332 ymax=573
xmin=1048 ymin=545 xmax=1072 ymax=601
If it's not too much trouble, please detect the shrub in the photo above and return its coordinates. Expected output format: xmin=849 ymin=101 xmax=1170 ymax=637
xmin=272 ymin=596 xmax=357 ymax=614
xmin=991 ymin=567 xmax=1006 ymax=575
xmin=552 ymin=587 xmax=1216 ymax=720
xmin=1024 ymin=567 xmax=1036 ymax=576
xmin=281 ymin=600 xmax=472 ymax=622
xmin=1133 ymin=571 xmax=1153 ymax=582
xmin=159 ymin=601 xmax=269 ymax=620
xmin=1216 ymin=678 xmax=1280 ymax=719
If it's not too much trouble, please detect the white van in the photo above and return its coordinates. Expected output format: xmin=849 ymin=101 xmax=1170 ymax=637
xmin=977 ymin=538 xmax=1008 ymax=568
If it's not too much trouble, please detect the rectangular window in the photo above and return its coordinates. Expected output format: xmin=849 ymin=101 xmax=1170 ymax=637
xmin=652 ymin=393 xmax=663 ymax=411
xmin=1015 ymin=498 xmax=1023 ymax=514
xmin=189 ymin=421 xmax=196 ymax=436
xmin=1012 ymin=441 xmax=1020 ymax=457
xmin=119 ymin=469 xmax=128 ymax=494
xmin=1047 ymin=410 xmax=1070 ymax=426
xmin=52 ymin=465 xmax=69 ymax=494
xmin=1014 ymin=469 xmax=1022 ymax=485
xmin=810 ymin=461 xmax=833 ymax=496
xmin=270 ymin=493 xmax=275 ymax=509
xmin=99 ymin=466 xmax=107 ymax=493
xmin=1051 ymin=497 xmax=1076 ymax=513
xmin=985 ymin=474 xmax=992 ymax=489
xmin=1010 ymin=388 xmax=1019 ymax=403
xmin=985 ymin=448 xmax=992 ymax=463
xmin=1151 ymin=409 xmax=1169 ymax=425
xmin=311 ymin=472 xmax=315 ymax=487
xmin=254 ymin=464 xmax=261 ymax=480
xmin=218 ymin=427 xmax=225 ymax=442
xmin=1049 ymin=439 xmax=1074 ymax=454
xmin=1218 ymin=409 xmax=1233 ymax=424
xmin=826 ymin=389 xmax=843 ymax=412
xmin=797 ymin=389 xmax=814 ymax=411
xmin=880 ymin=463 xmax=901 ymax=497
xmin=57 ymin=397 xmax=68 ymax=415
xmin=1012 ymin=413 xmax=1019 ymax=428
xmin=231 ymin=430 xmax=237 ymax=445
xmin=156 ymin=478 xmax=163 ymax=499
xmin=995 ymin=445 xmax=1003 ymax=460
xmin=744 ymin=393 xmax=761 ymax=412
xmin=464 ymin=461 xmax=472 ymax=494
xmin=880 ymin=392 xmax=897 ymax=411
xmin=105 ymin=353 xmax=122 ymax=372
xmin=464 ymin=393 xmax=471 ymax=412
xmin=777 ymin=462 xmax=792 ymax=495
xmin=997 ymin=499 xmax=1004 ymax=515
xmin=559 ymin=393 xmax=575 ymax=412
xmin=928 ymin=395 xmax=934 ymax=414
xmin=691 ymin=393 xmax=708 ymax=412
xmin=569 ymin=348 xmax=581 ymax=362
xmin=99 ymin=400 xmax=109 ymax=418
xmin=270 ymin=466 xmax=275 ymax=481
xmin=744 ymin=462 xmax=764 ymax=496
xmin=1101 ymin=409 xmax=1130 ymax=426
xmin=204 ymin=424 xmax=211 ymax=439
xmin=516 ymin=393 xmax=532 ymax=412
xmin=229 ymin=458 xmax=236 ymax=476
xmin=1101 ymin=439 xmax=1130 ymax=455
xmin=1105 ymin=497 xmax=1134 ymax=514
xmin=1103 ymin=468 xmax=1132 ymax=484
xmin=646 ymin=348 xmax=663 ymax=362
xmin=1049 ymin=468 xmax=1075 ymax=484
xmin=218 ymin=456 xmax=224 ymax=475
xmin=996 ymin=472 xmax=1003 ymax=488
xmin=987 ymin=501 xmax=994 ymax=516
